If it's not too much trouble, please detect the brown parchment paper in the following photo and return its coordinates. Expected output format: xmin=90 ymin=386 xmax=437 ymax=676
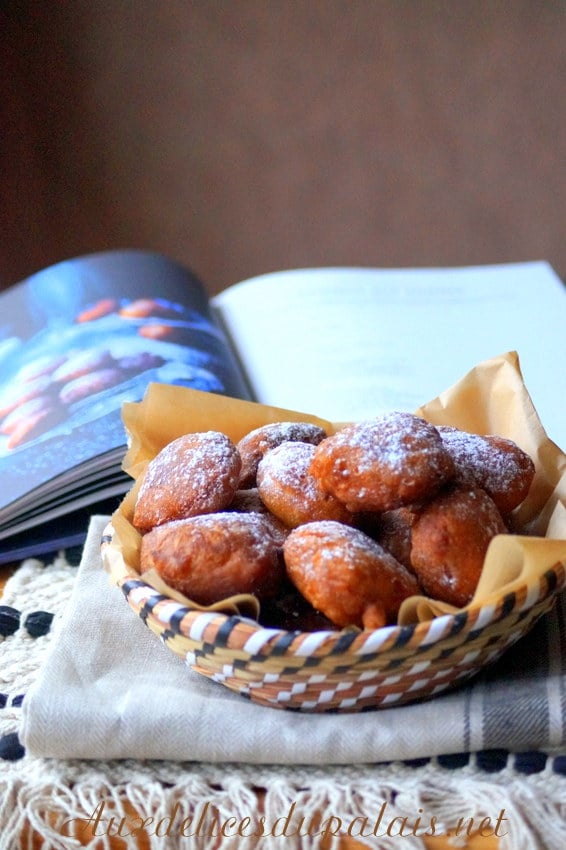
xmin=103 ymin=351 xmax=566 ymax=627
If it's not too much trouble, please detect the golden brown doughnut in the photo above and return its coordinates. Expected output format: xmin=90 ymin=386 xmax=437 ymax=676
xmin=309 ymin=412 xmax=454 ymax=513
xmin=437 ymin=426 xmax=536 ymax=515
xmin=410 ymin=483 xmax=508 ymax=607
xmin=257 ymin=441 xmax=356 ymax=529
xmin=140 ymin=512 xmax=284 ymax=605
xmin=236 ymin=421 xmax=327 ymax=488
xmin=228 ymin=487 xmax=290 ymax=545
xmin=283 ymin=520 xmax=421 ymax=629
xmin=133 ymin=431 xmax=241 ymax=533
xmin=369 ymin=507 xmax=416 ymax=571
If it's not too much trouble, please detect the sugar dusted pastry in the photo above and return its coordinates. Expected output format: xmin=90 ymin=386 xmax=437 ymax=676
xmin=130 ymin=411 xmax=537 ymax=629
xmin=283 ymin=520 xmax=420 ymax=629
xmin=140 ymin=512 xmax=284 ymax=605
xmin=133 ymin=431 xmax=241 ymax=533
xmin=309 ymin=412 xmax=454 ymax=513
xmin=369 ymin=507 xmax=416 ymax=571
xmin=236 ymin=421 xmax=327 ymax=488
xmin=410 ymin=483 xmax=508 ymax=607
xmin=228 ymin=487 xmax=290 ymax=545
xmin=437 ymin=426 xmax=536 ymax=515
xmin=257 ymin=441 xmax=355 ymax=529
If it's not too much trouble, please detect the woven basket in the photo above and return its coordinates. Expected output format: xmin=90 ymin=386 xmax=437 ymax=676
xmin=101 ymin=355 xmax=566 ymax=712
xmin=102 ymin=523 xmax=566 ymax=712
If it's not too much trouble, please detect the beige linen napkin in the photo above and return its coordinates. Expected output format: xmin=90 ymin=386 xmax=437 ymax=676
xmin=21 ymin=514 xmax=566 ymax=764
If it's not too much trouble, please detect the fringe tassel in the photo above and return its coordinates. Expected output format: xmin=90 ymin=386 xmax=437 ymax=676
xmin=2 ymin=758 xmax=566 ymax=849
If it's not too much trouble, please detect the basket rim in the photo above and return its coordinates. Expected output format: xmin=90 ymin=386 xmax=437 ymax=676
xmin=101 ymin=521 xmax=566 ymax=656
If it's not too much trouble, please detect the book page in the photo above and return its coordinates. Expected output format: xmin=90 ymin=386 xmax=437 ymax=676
xmin=0 ymin=250 xmax=252 ymax=550
xmin=213 ymin=262 xmax=566 ymax=448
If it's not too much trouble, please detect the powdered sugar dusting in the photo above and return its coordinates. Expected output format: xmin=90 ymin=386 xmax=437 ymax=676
xmin=283 ymin=520 xmax=419 ymax=628
xmin=311 ymin=412 xmax=454 ymax=511
xmin=134 ymin=431 xmax=241 ymax=529
xmin=294 ymin=520 xmax=387 ymax=565
xmin=174 ymin=511 xmax=281 ymax=558
xmin=237 ymin=421 xmax=327 ymax=487
xmin=258 ymin=442 xmax=318 ymax=495
xmin=331 ymin=412 xmax=448 ymax=475
xmin=437 ymin=426 xmax=534 ymax=511
xmin=144 ymin=431 xmax=237 ymax=488
xmin=247 ymin=421 xmax=326 ymax=445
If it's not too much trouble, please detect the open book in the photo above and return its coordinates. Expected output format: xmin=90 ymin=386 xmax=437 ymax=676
xmin=0 ymin=249 xmax=564 ymax=563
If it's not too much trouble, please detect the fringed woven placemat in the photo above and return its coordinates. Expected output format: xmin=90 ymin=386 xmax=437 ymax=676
xmin=2 ymin=553 xmax=566 ymax=849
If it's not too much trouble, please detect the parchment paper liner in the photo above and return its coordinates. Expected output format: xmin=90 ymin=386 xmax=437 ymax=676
xmin=103 ymin=351 xmax=566 ymax=627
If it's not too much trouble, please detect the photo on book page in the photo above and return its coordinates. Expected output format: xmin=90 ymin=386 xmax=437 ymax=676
xmin=0 ymin=250 xmax=251 ymax=533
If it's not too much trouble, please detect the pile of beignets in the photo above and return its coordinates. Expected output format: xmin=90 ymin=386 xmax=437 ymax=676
xmin=132 ymin=412 xmax=536 ymax=632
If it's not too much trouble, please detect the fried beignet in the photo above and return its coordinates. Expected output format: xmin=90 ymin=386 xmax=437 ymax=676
xmin=133 ymin=431 xmax=241 ymax=533
xmin=369 ymin=507 xmax=416 ymax=571
xmin=309 ymin=412 xmax=454 ymax=513
xmin=410 ymin=484 xmax=507 ymax=607
xmin=437 ymin=426 xmax=535 ymax=516
xmin=283 ymin=520 xmax=420 ymax=629
xmin=228 ymin=487 xmax=290 ymax=545
xmin=236 ymin=421 xmax=327 ymax=488
xmin=257 ymin=441 xmax=355 ymax=529
xmin=140 ymin=512 xmax=284 ymax=605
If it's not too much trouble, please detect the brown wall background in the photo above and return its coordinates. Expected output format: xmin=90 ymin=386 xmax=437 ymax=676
xmin=2 ymin=1 xmax=565 ymax=295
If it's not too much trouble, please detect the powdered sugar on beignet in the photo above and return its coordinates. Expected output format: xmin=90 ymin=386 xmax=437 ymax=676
xmin=437 ymin=426 xmax=535 ymax=515
xmin=257 ymin=441 xmax=355 ymax=529
xmin=283 ymin=520 xmax=420 ymax=629
xmin=133 ymin=431 xmax=241 ymax=533
xmin=140 ymin=512 xmax=284 ymax=604
xmin=310 ymin=412 xmax=454 ymax=513
xmin=228 ymin=487 xmax=290 ymax=545
xmin=410 ymin=483 xmax=507 ymax=607
xmin=237 ymin=421 xmax=327 ymax=488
